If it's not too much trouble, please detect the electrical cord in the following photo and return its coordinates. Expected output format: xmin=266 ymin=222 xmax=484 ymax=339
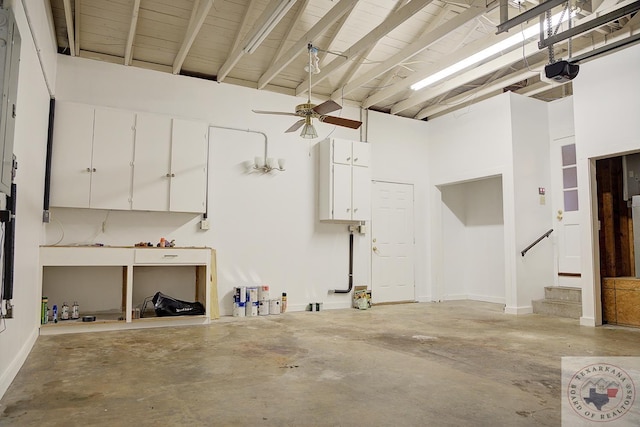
xmin=0 ymin=224 xmax=6 ymax=334
xmin=52 ymin=216 xmax=65 ymax=245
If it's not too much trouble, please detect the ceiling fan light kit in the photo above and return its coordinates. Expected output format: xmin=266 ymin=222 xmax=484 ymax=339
xmin=252 ymin=43 xmax=362 ymax=139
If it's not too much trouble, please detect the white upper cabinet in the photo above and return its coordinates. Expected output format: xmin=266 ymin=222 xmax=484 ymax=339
xmin=131 ymin=112 xmax=172 ymax=211
xmin=51 ymin=102 xmax=208 ymax=213
xmin=50 ymin=103 xmax=134 ymax=210
xmin=319 ymin=138 xmax=371 ymax=222
xmin=168 ymin=118 xmax=208 ymax=213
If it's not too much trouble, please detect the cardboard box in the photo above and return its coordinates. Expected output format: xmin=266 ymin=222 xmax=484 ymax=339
xmin=353 ymin=285 xmax=371 ymax=309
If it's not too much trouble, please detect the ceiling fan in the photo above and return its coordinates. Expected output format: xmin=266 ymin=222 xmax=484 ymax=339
xmin=252 ymin=44 xmax=363 ymax=139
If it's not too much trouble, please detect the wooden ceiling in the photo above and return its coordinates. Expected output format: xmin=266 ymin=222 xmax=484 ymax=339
xmin=48 ymin=0 xmax=640 ymax=120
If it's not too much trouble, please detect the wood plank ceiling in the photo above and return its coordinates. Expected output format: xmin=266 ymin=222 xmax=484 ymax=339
xmin=48 ymin=0 xmax=640 ymax=121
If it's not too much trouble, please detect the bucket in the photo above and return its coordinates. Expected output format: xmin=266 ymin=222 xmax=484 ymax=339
xmin=233 ymin=302 xmax=246 ymax=317
xmin=245 ymin=301 xmax=258 ymax=317
xmin=258 ymin=285 xmax=270 ymax=301
xmin=247 ymin=287 xmax=259 ymax=303
xmin=269 ymin=299 xmax=281 ymax=315
xmin=234 ymin=287 xmax=247 ymax=303
xmin=258 ymin=300 xmax=270 ymax=316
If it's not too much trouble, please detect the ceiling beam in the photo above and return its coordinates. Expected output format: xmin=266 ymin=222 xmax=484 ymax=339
xmin=295 ymin=0 xmax=435 ymax=97
xmin=359 ymin=2 xmax=492 ymax=108
xmin=173 ymin=0 xmax=214 ymax=74
xmin=318 ymin=7 xmax=356 ymax=65
xmin=332 ymin=0 xmax=409 ymax=98
xmin=62 ymin=0 xmax=76 ymax=56
xmin=74 ymin=0 xmax=80 ymax=54
xmin=218 ymin=0 xmax=300 ymax=83
xmin=256 ymin=0 xmax=359 ymax=90
xmin=124 ymin=0 xmax=141 ymax=66
xmin=230 ymin=0 xmax=259 ymax=56
xmin=391 ymin=39 xmax=540 ymax=115
xmin=270 ymin=0 xmax=309 ymax=67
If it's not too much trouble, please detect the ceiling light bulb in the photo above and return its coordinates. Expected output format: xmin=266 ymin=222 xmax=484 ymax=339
xmin=300 ymin=123 xmax=318 ymax=139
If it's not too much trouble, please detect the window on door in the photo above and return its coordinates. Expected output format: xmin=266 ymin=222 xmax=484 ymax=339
xmin=562 ymin=144 xmax=578 ymax=211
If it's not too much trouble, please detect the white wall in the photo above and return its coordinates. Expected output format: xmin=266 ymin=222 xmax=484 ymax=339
xmin=366 ymin=111 xmax=429 ymax=300
xmin=440 ymin=177 xmax=505 ymax=303
xmin=510 ymin=94 xmax=553 ymax=309
xmin=572 ymin=43 xmax=640 ymax=326
xmin=427 ymin=93 xmax=512 ymax=303
xmin=0 ymin=0 xmax=55 ymax=398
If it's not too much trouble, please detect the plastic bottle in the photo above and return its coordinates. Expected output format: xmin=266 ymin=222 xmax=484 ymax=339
xmin=52 ymin=305 xmax=58 ymax=323
xmin=61 ymin=302 xmax=70 ymax=320
xmin=72 ymin=301 xmax=79 ymax=319
xmin=281 ymin=292 xmax=287 ymax=313
xmin=41 ymin=297 xmax=48 ymax=325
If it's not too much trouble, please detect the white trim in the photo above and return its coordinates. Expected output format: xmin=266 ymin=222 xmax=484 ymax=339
xmin=416 ymin=296 xmax=432 ymax=303
xmin=467 ymin=294 xmax=506 ymax=305
xmin=504 ymin=305 xmax=534 ymax=315
xmin=580 ymin=316 xmax=596 ymax=327
xmin=0 ymin=327 xmax=38 ymax=399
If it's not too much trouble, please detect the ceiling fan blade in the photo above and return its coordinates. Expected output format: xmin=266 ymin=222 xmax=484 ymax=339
xmin=319 ymin=115 xmax=362 ymax=129
xmin=312 ymin=100 xmax=342 ymax=115
xmin=252 ymin=109 xmax=298 ymax=117
xmin=285 ymin=119 xmax=306 ymax=133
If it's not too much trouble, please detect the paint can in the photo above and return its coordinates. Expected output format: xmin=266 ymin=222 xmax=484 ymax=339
xmin=233 ymin=302 xmax=246 ymax=317
xmin=269 ymin=299 xmax=281 ymax=315
xmin=247 ymin=287 xmax=259 ymax=303
xmin=258 ymin=300 xmax=270 ymax=316
xmin=258 ymin=285 xmax=270 ymax=301
xmin=234 ymin=286 xmax=247 ymax=303
xmin=245 ymin=301 xmax=258 ymax=317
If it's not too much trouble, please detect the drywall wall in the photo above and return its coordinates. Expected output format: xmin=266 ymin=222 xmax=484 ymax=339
xmin=510 ymin=93 xmax=553 ymax=310
xmin=572 ymin=42 xmax=640 ymax=326
xmin=0 ymin=1 xmax=54 ymax=399
xmin=440 ymin=177 xmax=505 ymax=303
xmin=48 ymin=55 xmax=430 ymax=315
xmin=366 ymin=111 xmax=429 ymax=301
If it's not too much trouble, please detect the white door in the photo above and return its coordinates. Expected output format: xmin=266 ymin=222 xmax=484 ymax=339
xmin=552 ymin=136 xmax=582 ymax=277
xmin=371 ymin=181 xmax=415 ymax=303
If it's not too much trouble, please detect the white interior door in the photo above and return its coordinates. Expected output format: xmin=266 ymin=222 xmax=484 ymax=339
xmin=552 ymin=136 xmax=582 ymax=277
xmin=371 ymin=181 xmax=415 ymax=303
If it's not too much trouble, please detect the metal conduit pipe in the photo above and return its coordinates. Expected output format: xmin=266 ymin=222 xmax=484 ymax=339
xmin=331 ymin=230 xmax=354 ymax=294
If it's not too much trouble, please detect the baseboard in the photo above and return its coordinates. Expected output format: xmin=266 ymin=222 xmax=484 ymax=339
xmin=0 ymin=326 xmax=39 ymax=400
xmin=443 ymin=294 xmax=468 ymax=301
xmin=580 ymin=316 xmax=596 ymax=327
xmin=416 ymin=296 xmax=431 ymax=303
xmin=504 ymin=305 xmax=533 ymax=315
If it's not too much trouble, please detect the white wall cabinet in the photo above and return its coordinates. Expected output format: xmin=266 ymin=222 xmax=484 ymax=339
xmin=52 ymin=102 xmax=208 ymax=213
xmin=319 ymin=138 xmax=371 ymax=221
xmin=50 ymin=102 xmax=135 ymax=210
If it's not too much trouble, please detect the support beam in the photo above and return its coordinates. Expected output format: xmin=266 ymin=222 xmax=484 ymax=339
xmin=230 ymin=0 xmax=259 ymax=56
xmin=173 ymin=0 xmax=214 ymax=74
xmin=496 ymin=0 xmax=567 ymax=34
xmin=360 ymin=2 xmax=493 ymax=108
xmin=124 ymin=0 xmax=141 ymax=66
xmin=270 ymin=0 xmax=309 ymax=67
xmin=218 ymin=0 xmax=300 ymax=83
xmin=256 ymin=0 xmax=359 ymax=90
xmin=74 ymin=0 xmax=80 ymax=55
xmin=317 ymin=8 xmax=355 ymax=65
xmin=295 ymin=0 xmax=434 ymax=97
xmin=62 ymin=0 xmax=76 ymax=56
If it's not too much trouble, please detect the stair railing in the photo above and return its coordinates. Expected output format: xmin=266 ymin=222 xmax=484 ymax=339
xmin=521 ymin=229 xmax=554 ymax=257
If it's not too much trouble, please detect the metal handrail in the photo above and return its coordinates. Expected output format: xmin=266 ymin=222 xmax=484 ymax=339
xmin=521 ymin=229 xmax=554 ymax=257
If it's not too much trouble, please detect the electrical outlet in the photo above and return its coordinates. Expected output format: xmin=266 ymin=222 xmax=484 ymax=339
xmin=199 ymin=220 xmax=210 ymax=230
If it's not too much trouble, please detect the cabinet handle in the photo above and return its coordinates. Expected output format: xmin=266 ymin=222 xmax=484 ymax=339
xmin=163 ymin=254 xmax=178 ymax=258
xmin=171 ymin=173 xmax=175 ymax=177
xmin=86 ymin=168 xmax=91 ymax=172
xmin=346 ymin=157 xmax=351 ymax=161
xmin=354 ymin=208 xmax=358 ymax=212
xmin=93 ymin=168 xmax=97 ymax=172
xmin=354 ymin=157 xmax=358 ymax=162
xmin=346 ymin=208 xmax=350 ymax=212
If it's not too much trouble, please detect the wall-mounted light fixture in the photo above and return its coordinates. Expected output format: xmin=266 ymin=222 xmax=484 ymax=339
xmin=248 ymin=156 xmax=286 ymax=173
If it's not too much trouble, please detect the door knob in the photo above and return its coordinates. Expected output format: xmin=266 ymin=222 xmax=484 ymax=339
xmin=557 ymin=210 xmax=563 ymax=221
xmin=372 ymin=246 xmax=379 ymax=253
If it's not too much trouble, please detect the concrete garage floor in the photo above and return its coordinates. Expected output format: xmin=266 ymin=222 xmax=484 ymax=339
xmin=1 ymin=301 xmax=640 ymax=426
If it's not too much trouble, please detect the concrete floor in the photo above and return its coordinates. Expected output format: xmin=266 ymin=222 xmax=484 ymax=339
xmin=1 ymin=301 xmax=639 ymax=426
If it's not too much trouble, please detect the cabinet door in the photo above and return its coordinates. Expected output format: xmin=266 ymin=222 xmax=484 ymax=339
xmin=332 ymin=138 xmax=352 ymax=165
xmin=332 ymin=163 xmax=352 ymax=220
xmin=352 ymin=165 xmax=371 ymax=221
xmin=50 ymin=102 xmax=94 ymax=208
xmin=91 ymin=108 xmax=135 ymax=210
xmin=352 ymin=141 xmax=370 ymax=167
xmin=170 ymin=118 xmax=207 ymax=213
xmin=132 ymin=112 xmax=172 ymax=211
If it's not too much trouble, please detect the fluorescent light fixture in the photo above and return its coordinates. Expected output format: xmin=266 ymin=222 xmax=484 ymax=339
xmin=410 ymin=11 xmax=573 ymax=91
xmin=243 ymin=0 xmax=297 ymax=54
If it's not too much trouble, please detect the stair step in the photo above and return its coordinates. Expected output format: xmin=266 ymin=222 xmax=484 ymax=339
xmin=533 ymin=299 xmax=582 ymax=319
xmin=544 ymin=286 xmax=582 ymax=303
